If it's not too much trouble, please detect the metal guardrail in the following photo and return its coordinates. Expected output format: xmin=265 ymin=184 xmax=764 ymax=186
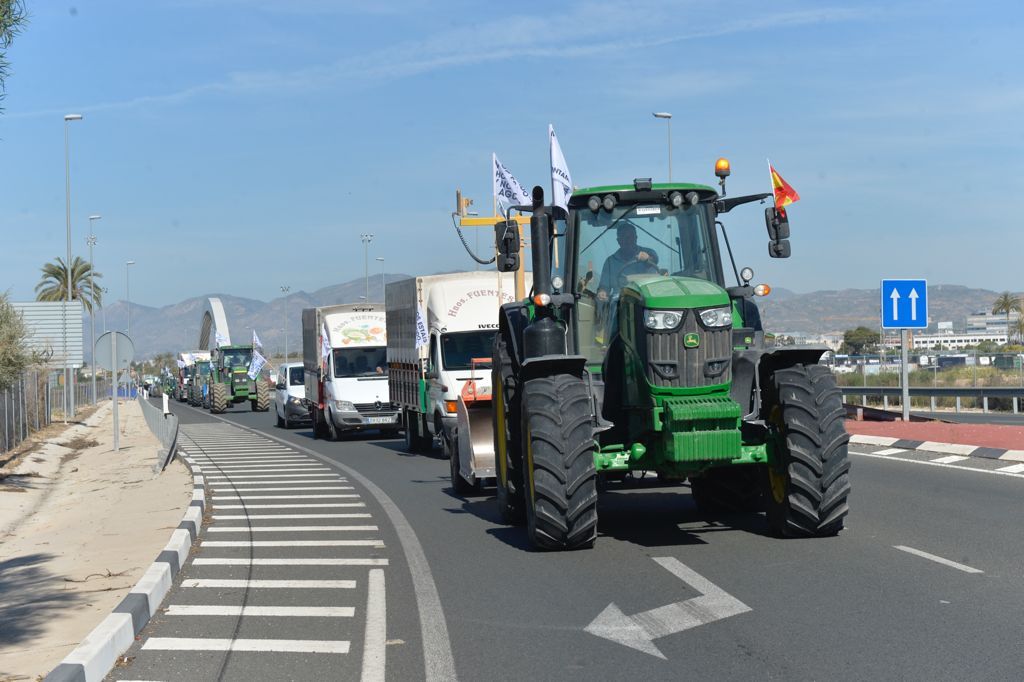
xmin=841 ymin=385 xmax=1024 ymax=414
xmin=137 ymin=395 xmax=180 ymax=471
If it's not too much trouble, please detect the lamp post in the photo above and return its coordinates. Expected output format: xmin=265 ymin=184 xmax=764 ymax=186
xmin=87 ymin=214 xmax=101 ymax=404
xmin=63 ymin=113 xmax=83 ymax=423
xmin=125 ymin=260 xmax=136 ymax=397
xmin=101 ymin=287 xmax=109 ymax=332
xmin=280 ymin=285 xmax=291 ymax=361
xmin=375 ymin=257 xmax=384 ymax=301
xmin=652 ymin=112 xmax=672 ymax=182
xmin=360 ymin=234 xmax=374 ymax=301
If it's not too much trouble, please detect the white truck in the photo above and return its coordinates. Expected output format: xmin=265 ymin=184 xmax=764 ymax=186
xmin=301 ymin=303 xmax=400 ymax=440
xmin=386 ymin=271 xmax=526 ymax=491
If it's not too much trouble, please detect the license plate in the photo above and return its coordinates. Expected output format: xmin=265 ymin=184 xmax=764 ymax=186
xmin=367 ymin=416 xmax=395 ymax=424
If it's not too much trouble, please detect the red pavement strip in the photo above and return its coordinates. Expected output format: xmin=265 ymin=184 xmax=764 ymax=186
xmin=845 ymin=419 xmax=1024 ymax=459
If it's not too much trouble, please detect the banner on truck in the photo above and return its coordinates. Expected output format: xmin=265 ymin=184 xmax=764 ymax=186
xmin=321 ymin=323 xmax=332 ymax=364
xmin=415 ymin=306 xmax=429 ymax=348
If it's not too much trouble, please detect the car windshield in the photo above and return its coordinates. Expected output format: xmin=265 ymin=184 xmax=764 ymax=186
xmin=441 ymin=331 xmax=494 ymax=371
xmin=222 ymin=349 xmax=253 ymax=368
xmin=333 ymin=347 xmax=387 ymax=377
xmin=288 ymin=366 xmax=305 ymax=386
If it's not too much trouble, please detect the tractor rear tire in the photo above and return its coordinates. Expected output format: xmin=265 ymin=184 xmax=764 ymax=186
xmin=765 ymin=364 xmax=851 ymax=537
xmin=690 ymin=465 xmax=766 ymax=513
xmin=210 ymin=383 xmax=228 ymax=414
xmin=253 ymin=382 xmax=270 ymax=412
xmin=522 ymin=374 xmax=598 ymax=551
xmin=493 ymin=336 xmax=524 ymax=525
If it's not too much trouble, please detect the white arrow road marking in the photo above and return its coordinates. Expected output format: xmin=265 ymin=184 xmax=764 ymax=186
xmin=909 ymin=288 xmax=919 ymax=321
xmin=585 ymin=557 xmax=751 ymax=659
xmin=890 ymin=288 xmax=901 ymax=320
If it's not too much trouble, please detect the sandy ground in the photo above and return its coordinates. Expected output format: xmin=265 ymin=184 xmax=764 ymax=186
xmin=0 ymin=400 xmax=192 ymax=681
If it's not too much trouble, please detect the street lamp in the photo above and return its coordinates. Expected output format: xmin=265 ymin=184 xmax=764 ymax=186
xmin=280 ymin=285 xmax=291 ymax=361
xmin=375 ymin=257 xmax=385 ymax=301
xmin=652 ymin=112 xmax=672 ymax=182
xmin=100 ymin=287 xmax=109 ymax=332
xmin=88 ymin=214 xmax=101 ymax=404
xmin=360 ymin=234 xmax=374 ymax=301
xmin=63 ymin=113 xmax=83 ymax=423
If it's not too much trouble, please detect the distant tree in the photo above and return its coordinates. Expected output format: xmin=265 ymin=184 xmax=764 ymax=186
xmin=0 ymin=0 xmax=28 ymax=113
xmin=992 ymin=291 xmax=1021 ymax=342
xmin=0 ymin=292 xmax=41 ymax=389
xmin=35 ymin=256 xmax=103 ymax=313
xmin=1013 ymin=317 xmax=1024 ymax=345
xmin=841 ymin=326 xmax=880 ymax=355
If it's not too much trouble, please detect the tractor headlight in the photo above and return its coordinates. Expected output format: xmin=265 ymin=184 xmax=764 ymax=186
xmin=644 ymin=310 xmax=684 ymax=331
xmin=699 ymin=306 xmax=733 ymax=328
xmin=335 ymin=400 xmax=356 ymax=412
xmin=587 ymin=195 xmax=601 ymax=212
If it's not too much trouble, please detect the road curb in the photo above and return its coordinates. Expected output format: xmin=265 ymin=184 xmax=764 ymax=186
xmin=849 ymin=434 xmax=1024 ymax=462
xmin=44 ymin=452 xmax=206 ymax=682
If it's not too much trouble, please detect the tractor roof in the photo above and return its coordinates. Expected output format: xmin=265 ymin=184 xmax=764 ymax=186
xmin=573 ymin=182 xmax=716 ymax=196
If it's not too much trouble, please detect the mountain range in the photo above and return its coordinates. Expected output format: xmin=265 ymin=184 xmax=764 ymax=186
xmin=82 ymin=278 xmax=1008 ymax=360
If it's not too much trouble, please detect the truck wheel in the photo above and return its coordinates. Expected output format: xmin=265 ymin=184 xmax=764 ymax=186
xmin=690 ymin=465 xmax=766 ymax=513
xmin=253 ymin=382 xmax=270 ymax=412
xmin=521 ymin=374 xmax=598 ymax=551
xmin=447 ymin=429 xmax=473 ymax=495
xmin=210 ymin=383 xmax=228 ymax=414
xmin=276 ymin=411 xmax=285 ymax=428
xmin=326 ymin=408 xmax=340 ymax=441
xmin=493 ymin=335 xmax=524 ymax=525
xmin=403 ymin=409 xmax=431 ymax=453
xmin=765 ymin=364 xmax=851 ymax=537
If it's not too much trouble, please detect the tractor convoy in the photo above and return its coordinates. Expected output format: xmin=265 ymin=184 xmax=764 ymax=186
xmin=169 ymin=157 xmax=849 ymax=553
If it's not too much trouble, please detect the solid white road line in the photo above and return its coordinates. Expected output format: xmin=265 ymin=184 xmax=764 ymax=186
xmin=873 ymin=448 xmax=907 ymax=456
xmin=930 ymin=455 xmax=969 ymax=464
xmin=183 ymin=579 xmax=357 ymax=589
xmin=209 ymin=481 xmax=347 ymax=487
xmin=192 ymin=558 xmax=389 ymax=566
xmin=211 ymin=499 xmax=364 ymax=503
xmin=205 ymin=469 xmax=331 ymax=474
xmin=996 ymin=463 xmax=1024 ymax=473
xmin=202 ymin=540 xmax=384 ymax=547
xmin=212 ymin=514 xmax=370 ymax=519
xmin=165 ymin=605 xmax=355 ymax=617
xmin=851 ymin=451 xmax=1024 ymax=479
xmin=213 ymin=493 xmax=355 ymax=500
xmin=893 ymin=545 xmax=984 ymax=574
xmin=362 ymin=568 xmax=386 ymax=682
xmin=206 ymin=473 xmax=339 ymax=479
xmin=206 ymin=524 xmax=376 ymax=532
xmin=142 ymin=637 xmax=350 ymax=654
xmin=220 ymin=486 xmax=352 ymax=492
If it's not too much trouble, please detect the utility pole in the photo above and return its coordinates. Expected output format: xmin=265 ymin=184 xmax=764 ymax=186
xmin=63 ymin=113 xmax=83 ymax=422
xmin=360 ymin=234 xmax=374 ymax=301
xmin=87 ymin=214 xmax=101 ymax=404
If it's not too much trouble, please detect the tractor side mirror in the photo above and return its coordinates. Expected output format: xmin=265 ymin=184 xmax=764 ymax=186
xmin=765 ymin=207 xmax=791 ymax=258
xmin=494 ymin=220 xmax=520 ymax=272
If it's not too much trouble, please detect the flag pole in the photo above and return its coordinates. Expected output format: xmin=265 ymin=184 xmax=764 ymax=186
xmin=767 ymin=157 xmax=775 ymax=207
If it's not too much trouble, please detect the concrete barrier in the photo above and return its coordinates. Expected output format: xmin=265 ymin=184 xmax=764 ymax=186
xmin=137 ymin=397 xmax=179 ymax=471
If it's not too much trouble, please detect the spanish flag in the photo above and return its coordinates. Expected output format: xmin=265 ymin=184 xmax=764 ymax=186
xmin=769 ymin=162 xmax=800 ymax=208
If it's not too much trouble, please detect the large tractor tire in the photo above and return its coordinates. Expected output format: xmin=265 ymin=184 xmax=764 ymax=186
xmin=253 ymin=382 xmax=270 ymax=412
xmin=690 ymin=465 xmax=766 ymax=513
xmin=521 ymin=374 xmax=598 ymax=551
xmin=403 ymin=409 xmax=432 ymax=453
xmin=209 ymin=383 xmax=229 ymax=414
xmin=765 ymin=364 xmax=851 ymax=537
xmin=493 ymin=336 xmax=524 ymax=525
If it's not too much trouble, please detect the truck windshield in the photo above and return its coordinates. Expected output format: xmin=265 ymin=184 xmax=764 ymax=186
xmin=441 ymin=331 xmax=494 ymax=371
xmin=222 ymin=349 xmax=253 ymax=367
xmin=333 ymin=347 xmax=387 ymax=377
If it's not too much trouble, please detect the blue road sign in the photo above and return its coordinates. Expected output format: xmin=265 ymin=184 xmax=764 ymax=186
xmin=881 ymin=279 xmax=928 ymax=329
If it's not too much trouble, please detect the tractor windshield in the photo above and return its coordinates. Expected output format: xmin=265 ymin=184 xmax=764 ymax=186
xmin=196 ymin=362 xmax=211 ymax=376
xmin=222 ymin=348 xmax=253 ymax=368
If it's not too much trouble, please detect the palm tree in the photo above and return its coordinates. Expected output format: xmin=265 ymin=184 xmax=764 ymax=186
xmin=992 ymin=291 xmax=1021 ymax=343
xmin=35 ymin=256 xmax=103 ymax=313
xmin=1013 ymin=317 xmax=1024 ymax=346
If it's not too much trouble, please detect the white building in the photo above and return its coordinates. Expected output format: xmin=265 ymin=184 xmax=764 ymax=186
xmin=966 ymin=310 xmax=1020 ymax=334
xmin=911 ymin=331 xmax=1007 ymax=351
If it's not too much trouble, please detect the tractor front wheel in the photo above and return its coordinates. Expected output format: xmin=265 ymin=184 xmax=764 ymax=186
xmin=521 ymin=374 xmax=598 ymax=551
xmin=209 ymin=383 xmax=228 ymax=414
xmin=253 ymin=382 xmax=270 ymax=412
xmin=765 ymin=364 xmax=851 ymax=537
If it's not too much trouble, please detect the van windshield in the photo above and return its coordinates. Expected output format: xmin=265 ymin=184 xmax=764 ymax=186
xmin=333 ymin=347 xmax=387 ymax=377
xmin=288 ymin=366 xmax=305 ymax=386
xmin=441 ymin=331 xmax=494 ymax=371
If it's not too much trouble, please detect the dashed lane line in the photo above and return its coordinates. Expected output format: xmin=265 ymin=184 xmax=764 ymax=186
xmin=206 ymin=525 xmax=377 ymax=533
xmin=930 ymin=455 xmax=969 ymax=464
xmin=214 ymin=486 xmax=352 ymax=492
xmin=851 ymin=450 xmax=1024 ymax=479
xmin=165 ymin=605 xmax=355 ymax=617
xmin=182 ymin=579 xmax=357 ymax=589
xmin=141 ymin=638 xmax=350 ymax=654
xmin=872 ymin=448 xmax=907 ymax=456
xmin=893 ymin=545 xmax=984 ymax=574
xmin=362 ymin=569 xmax=387 ymax=682
xmin=208 ymin=480 xmax=349 ymax=486
xmin=215 ymin=503 xmax=363 ymax=509
xmin=213 ymin=513 xmax=368 ymax=520
xmin=202 ymin=540 xmax=385 ymax=548
xmin=192 ymin=558 xmax=389 ymax=566
xmin=996 ymin=463 xmax=1024 ymax=473
xmin=205 ymin=473 xmax=340 ymax=479
xmin=212 ymin=493 xmax=357 ymax=500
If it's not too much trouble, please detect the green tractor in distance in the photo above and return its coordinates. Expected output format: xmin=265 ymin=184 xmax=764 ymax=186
xmin=188 ymin=359 xmax=212 ymax=407
xmin=208 ymin=344 xmax=270 ymax=414
xmin=491 ymin=165 xmax=850 ymax=551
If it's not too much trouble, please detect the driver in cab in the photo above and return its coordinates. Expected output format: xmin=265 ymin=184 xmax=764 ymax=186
xmin=596 ymin=224 xmax=659 ymax=301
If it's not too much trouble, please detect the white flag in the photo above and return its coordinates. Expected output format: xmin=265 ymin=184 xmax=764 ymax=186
xmin=493 ymin=153 xmax=530 ymax=214
xmin=215 ymin=330 xmax=228 ymax=347
xmin=176 ymin=359 xmax=186 ymax=369
xmin=252 ymin=329 xmax=263 ymax=350
xmin=549 ymin=124 xmax=573 ymax=213
xmin=248 ymin=349 xmax=268 ymax=379
xmin=415 ymin=306 xmax=429 ymax=349
xmin=321 ymin=323 xmax=332 ymax=364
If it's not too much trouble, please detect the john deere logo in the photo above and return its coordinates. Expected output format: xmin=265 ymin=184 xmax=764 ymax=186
xmin=683 ymin=333 xmax=701 ymax=348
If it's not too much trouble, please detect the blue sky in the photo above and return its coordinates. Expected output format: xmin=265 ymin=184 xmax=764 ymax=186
xmin=2 ymin=0 xmax=1022 ymax=307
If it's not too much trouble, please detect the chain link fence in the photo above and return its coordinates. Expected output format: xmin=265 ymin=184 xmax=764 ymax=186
xmin=1 ymin=370 xmax=113 ymax=456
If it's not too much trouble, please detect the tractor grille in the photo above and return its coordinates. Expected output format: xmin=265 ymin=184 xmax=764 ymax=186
xmin=354 ymin=402 xmax=397 ymax=417
xmin=644 ymin=312 xmax=732 ymax=388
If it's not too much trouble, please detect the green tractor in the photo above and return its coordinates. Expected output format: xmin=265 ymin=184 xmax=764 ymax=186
xmin=491 ymin=167 xmax=850 ymax=551
xmin=207 ymin=345 xmax=270 ymax=414
xmin=188 ymin=359 xmax=212 ymax=407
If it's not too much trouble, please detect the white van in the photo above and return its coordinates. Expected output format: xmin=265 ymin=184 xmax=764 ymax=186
xmin=274 ymin=362 xmax=310 ymax=429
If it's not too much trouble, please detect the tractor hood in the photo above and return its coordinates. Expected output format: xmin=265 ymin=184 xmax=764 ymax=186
xmin=625 ymin=275 xmax=729 ymax=309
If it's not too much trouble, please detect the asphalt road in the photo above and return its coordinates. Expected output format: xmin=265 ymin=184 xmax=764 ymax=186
xmin=112 ymin=398 xmax=1024 ymax=681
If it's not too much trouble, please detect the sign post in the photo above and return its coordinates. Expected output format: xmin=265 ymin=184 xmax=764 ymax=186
xmin=881 ymin=279 xmax=928 ymax=421
xmin=95 ymin=331 xmax=134 ymax=452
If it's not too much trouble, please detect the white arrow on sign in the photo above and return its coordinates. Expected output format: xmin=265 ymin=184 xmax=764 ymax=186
xmin=890 ymin=288 xmax=901 ymax=320
xmin=584 ymin=557 xmax=751 ymax=659
xmin=908 ymin=288 xmax=919 ymax=321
